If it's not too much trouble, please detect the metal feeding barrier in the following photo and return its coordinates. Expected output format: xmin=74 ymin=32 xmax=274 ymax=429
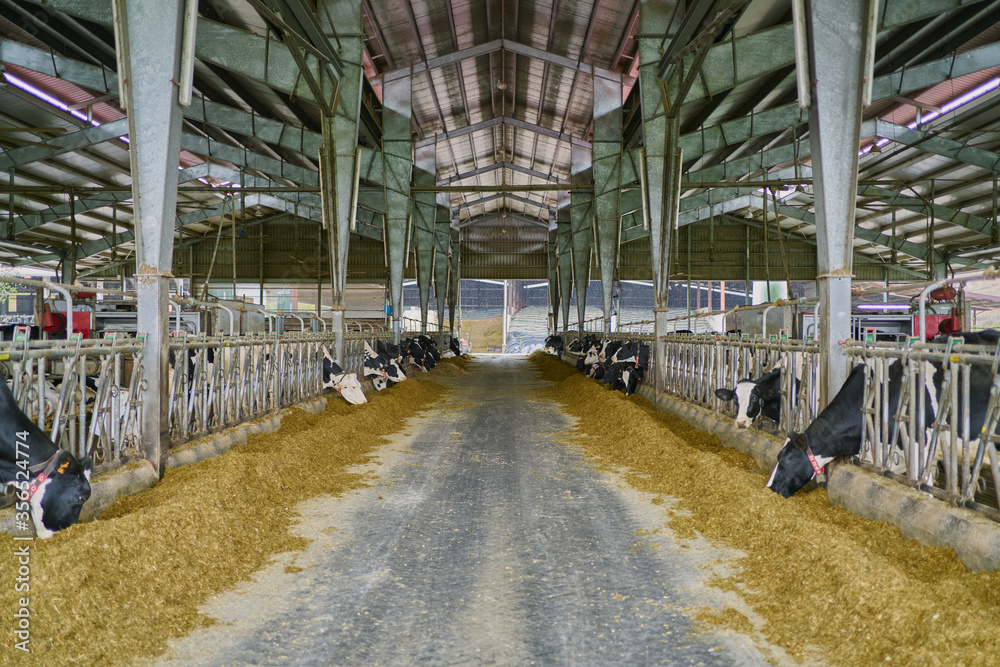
xmin=0 ymin=331 xmax=146 ymax=468
xmin=660 ymin=334 xmax=823 ymax=435
xmin=166 ymin=332 xmax=346 ymax=442
xmin=653 ymin=330 xmax=1000 ymax=523
xmin=845 ymin=338 xmax=1000 ymax=521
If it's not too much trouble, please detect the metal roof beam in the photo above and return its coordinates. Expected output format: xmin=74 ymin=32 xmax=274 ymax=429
xmin=874 ymin=119 xmax=1000 ymax=172
xmin=180 ymin=134 xmax=318 ymax=187
xmin=858 ymin=184 xmax=994 ymax=237
xmin=771 ymin=202 xmax=980 ymax=268
xmin=454 ymin=212 xmax=551 ymax=229
xmin=680 ymin=39 xmax=1000 ymax=162
xmin=671 ymin=0 xmax=996 ymax=108
xmin=2 ymin=163 xmax=215 ymax=236
xmin=440 ymin=161 xmax=567 ymax=185
xmin=414 ymin=116 xmax=590 ymax=149
xmin=382 ymin=39 xmax=602 ymax=83
xmin=452 ymin=192 xmax=555 ymax=214
xmin=0 ymin=118 xmax=128 ymax=171
xmin=0 ymin=41 xmax=330 ymax=163
xmin=18 ymin=0 xmax=336 ymax=106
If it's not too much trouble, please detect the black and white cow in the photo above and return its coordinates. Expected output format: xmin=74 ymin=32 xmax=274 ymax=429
xmin=417 ymin=335 xmax=442 ymax=362
xmin=715 ymin=368 xmax=783 ymax=429
xmin=598 ymin=341 xmax=650 ymax=396
xmin=767 ymin=364 xmax=870 ymax=497
xmin=766 ymin=361 xmax=927 ymax=498
xmin=448 ymin=336 xmax=463 ymax=357
xmin=363 ymin=341 xmax=406 ymax=391
xmin=321 ymin=346 xmax=366 ymax=404
xmin=544 ymin=335 xmax=564 ymax=354
xmin=0 ymin=379 xmax=92 ymax=537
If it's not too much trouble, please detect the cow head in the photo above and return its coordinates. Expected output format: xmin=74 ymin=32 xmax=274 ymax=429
xmin=386 ymin=359 xmax=406 ymax=383
xmin=583 ymin=345 xmax=600 ymax=365
xmin=1 ymin=377 xmax=93 ymax=537
xmin=328 ymin=373 xmax=366 ymax=404
xmin=27 ymin=450 xmax=93 ymax=538
xmin=715 ymin=379 xmax=775 ymax=428
xmin=766 ymin=433 xmax=827 ymax=498
xmin=406 ymin=340 xmax=428 ymax=371
xmin=612 ymin=342 xmax=638 ymax=365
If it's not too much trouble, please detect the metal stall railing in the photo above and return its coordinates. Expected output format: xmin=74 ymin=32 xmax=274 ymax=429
xmin=165 ymin=329 xmax=404 ymax=443
xmin=659 ymin=333 xmax=823 ymax=435
xmin=844 ymin=338 xmax=1000 ymax=521
xmin=342 ymin=331 xmax=396 ymax=377
xmin=0 ymin=333 xmax=146 ymax=469
xmin=653 ymin=328 xmax=1000 ymax=523
xmin=167 ymin=332 xmax=339 ymax=442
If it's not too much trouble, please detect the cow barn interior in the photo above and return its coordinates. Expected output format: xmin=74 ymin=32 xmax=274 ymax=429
xmin=6 ymin=0 xmax=1000 ymax=664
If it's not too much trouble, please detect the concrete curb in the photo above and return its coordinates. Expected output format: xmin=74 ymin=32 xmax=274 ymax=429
xmin=560 ymin=354 xmax=1000 ymax=571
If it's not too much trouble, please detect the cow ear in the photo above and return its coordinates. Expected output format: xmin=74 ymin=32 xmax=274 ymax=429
xmin=715 ymin=388 xmax=735 ymax=401
xmin=792 ymin=434 xmax=808 ymax=450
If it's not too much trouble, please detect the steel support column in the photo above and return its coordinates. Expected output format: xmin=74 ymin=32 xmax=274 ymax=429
xmin=640 ymin=0 xmax=681 ymax=394
xmin=557 ymin=191 xmax=573 ymax=332
xmin=593 ymin=69 xmax=624 ymax=338
xmin=434 ymin=192 xmax=450 ymax=348
xmin=548 ymin=218 xmax=560 ymax=334
xmin=806 ymin=0 xmax=871 ymax=405
xmin=448 ymin=227 xmax=460 ymax=337
xmin=570 ymin=143 xmax=593 ymax=335
xmin=413 ymin=144 xmax=437 ymax=335
xmin=382 ymin=76 xmax=412 ymax=344
xmin=319 ymin=0 xmax=363 ymax=364
xmin=120 ymin=0 xmax=186 ymax=477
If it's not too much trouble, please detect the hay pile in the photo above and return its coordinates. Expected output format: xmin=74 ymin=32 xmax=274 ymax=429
xmin=432 ymin=354 xmax=472 ymax=377
xmin=0 ymin=376 xmax=446 ymax=666
xmin=461 ymin=317 xmax=503 ymax=352
xmin=530 ymin=353 xmax=1000 ymax=666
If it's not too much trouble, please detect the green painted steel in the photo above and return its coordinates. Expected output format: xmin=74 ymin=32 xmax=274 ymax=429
xmin=119 ymin=0 xmax=187 ymax=476
xmin=679 ymin=40 xmax=1000 ymax=162
xmin=413 ymin=144 xmax=437 ymax=334
xmin=319 ymin=0 xmax=364 ymax=363
xmin=448 ymin=228 xmax=460 ymax=335
xmin=19 ymin=0 xmax=339 ymax=107
xmin=382 ymin=75 xmax=412 ymax=341
xmin=557 ymin=193 xmax=573 ymax=332
xmin=592 ymin=69 xmax=624 ymax=336
xmin=570 ymin=143 xmax=593 ymax=332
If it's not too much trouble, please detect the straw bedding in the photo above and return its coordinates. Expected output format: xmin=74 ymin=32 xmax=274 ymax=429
xmin=529 ymin=351 xmax=1000 ymax=666
xmin=0 ymin=367 xmax=449 ymax=665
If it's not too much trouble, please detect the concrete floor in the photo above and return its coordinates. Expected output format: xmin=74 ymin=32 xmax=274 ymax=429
xmin=156 ymin=356 xmax=790 ymax=666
